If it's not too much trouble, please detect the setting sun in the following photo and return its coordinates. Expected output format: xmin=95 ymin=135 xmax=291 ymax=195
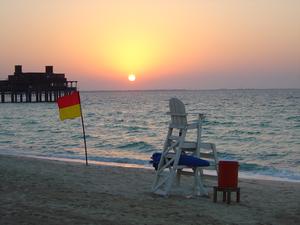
xmin=128 ymin=74 xmax=136 ymax=82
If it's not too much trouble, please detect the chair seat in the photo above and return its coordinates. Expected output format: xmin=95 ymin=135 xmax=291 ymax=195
xmin=150 ymin=152 xmax=210 ymax=170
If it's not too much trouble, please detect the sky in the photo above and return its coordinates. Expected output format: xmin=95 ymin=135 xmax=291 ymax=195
xmin=0 ymin=0 xmax=299 ymax=90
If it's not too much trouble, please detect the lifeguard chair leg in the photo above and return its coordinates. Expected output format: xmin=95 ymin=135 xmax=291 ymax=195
xmin=194 ymin=168 xmax=208 ymax=196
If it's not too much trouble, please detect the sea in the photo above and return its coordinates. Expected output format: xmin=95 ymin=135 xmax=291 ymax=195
xmin=0 ymin=89 xmax=299 ymax=181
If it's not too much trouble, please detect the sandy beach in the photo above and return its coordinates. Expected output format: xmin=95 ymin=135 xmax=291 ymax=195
xmin=0 ymin=154 xmax=299 ymax=225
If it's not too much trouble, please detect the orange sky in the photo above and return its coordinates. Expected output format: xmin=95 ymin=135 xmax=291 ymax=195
xmin=0 ymin=0 xmax=299 ymax=90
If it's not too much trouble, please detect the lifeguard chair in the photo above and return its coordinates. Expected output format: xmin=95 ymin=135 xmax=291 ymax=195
xmin=151 ymin=98 xmax=219 ymax=196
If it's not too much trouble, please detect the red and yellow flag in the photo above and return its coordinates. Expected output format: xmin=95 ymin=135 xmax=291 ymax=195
xmin=57 ymin=91 xmax=81 ymax=121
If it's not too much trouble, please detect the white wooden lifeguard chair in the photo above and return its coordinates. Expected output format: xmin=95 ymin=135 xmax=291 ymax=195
xmin=152 ymin=98 xmax=219 ymax=196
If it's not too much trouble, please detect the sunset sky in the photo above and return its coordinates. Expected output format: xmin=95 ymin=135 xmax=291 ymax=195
xmin=0 ymin=0 xmax=299 ymax=90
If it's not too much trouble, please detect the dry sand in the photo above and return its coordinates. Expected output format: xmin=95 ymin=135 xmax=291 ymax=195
xmin=0 ymin=154 xmax=299 ymax=225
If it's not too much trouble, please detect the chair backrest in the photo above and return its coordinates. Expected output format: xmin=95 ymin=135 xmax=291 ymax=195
xmin=169 ymin=98 xmax=187 ymax=128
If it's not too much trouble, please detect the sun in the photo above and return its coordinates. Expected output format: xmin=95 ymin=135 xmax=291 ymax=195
xmin=128 ymin=74 xmax=136 ymax=82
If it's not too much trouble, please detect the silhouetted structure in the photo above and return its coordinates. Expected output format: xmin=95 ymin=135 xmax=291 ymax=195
xmin=0 ymin=65 xmax=77 ymax=103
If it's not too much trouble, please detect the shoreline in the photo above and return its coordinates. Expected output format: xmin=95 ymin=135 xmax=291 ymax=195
xmin=1 ymin=152 xmax=299 ymax=184
xmin=1 ymin=154 xmax=300 ymax=225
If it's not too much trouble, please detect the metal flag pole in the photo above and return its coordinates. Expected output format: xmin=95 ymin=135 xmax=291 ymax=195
xmin=78 ymin=92 xmax=88 ymax=166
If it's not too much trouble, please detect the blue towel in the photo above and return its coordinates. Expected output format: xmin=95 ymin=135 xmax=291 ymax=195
xmin=150 ymin=152 xmax=210 ymax=170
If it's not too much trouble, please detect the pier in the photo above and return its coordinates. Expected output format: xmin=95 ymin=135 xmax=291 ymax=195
xmin=0 ymin=65 xmax=77 ymax=103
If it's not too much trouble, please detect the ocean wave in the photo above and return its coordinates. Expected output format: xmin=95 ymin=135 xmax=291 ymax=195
xmin=88 ymin=156 xmax=148 ymax=165
xmin=125 ymin=126 xmax=149 ymax=132
xmin=117 ymin=141 xmax=155 ymax=151
xmin=221 ymin=136 xmax=257 ymax=142
xmin=239 ymin=137 xmax=257 ymax=142
xmin=259 ymin=121 xmax=271 ymax=127
xmin=94 ymin=143 xmax=114 ymax=148
xmin=227 ymin=130 xmax=261 ymax=135
xmin=216 ymin=152 xmax=245 ymax=161
xmin=0 ymin=131 xmax=16 ymax=136
xmin=239 ymin=162 xmax=300 ymax=181
xmin=0 ymin=140 xmax=13 ymax=144
xmin=21 ymin=120 xmax=39 ymax=125
xmin=255 ymin=152 xmax=288 ymax=160
xmin=286 ymin=95 xmax=300 ymax=99
xmin=205 ymin=120 xmax=236 ymax=126
xmin=286 ymin=115 xmax=300 ymax=121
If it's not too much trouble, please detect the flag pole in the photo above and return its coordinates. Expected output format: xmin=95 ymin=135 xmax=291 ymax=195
xmin=78 ymin=92 xmax=88 ymax=166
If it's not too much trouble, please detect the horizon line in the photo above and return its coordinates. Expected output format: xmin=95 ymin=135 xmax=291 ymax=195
xmin=79 ymin=88 xmax=300 ymax=92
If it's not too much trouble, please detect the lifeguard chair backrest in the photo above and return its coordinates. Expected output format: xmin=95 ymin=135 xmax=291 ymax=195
xmin=169 ymin=98 xmax=187 ymax=128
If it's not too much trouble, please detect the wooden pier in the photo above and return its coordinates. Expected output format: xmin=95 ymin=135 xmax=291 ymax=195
xmin=0 ymin=65 xmax=77 ymax=103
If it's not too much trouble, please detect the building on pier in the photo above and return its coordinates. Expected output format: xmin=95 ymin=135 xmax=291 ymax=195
xmin=0 ymin=65 xmax=77 ymax=103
